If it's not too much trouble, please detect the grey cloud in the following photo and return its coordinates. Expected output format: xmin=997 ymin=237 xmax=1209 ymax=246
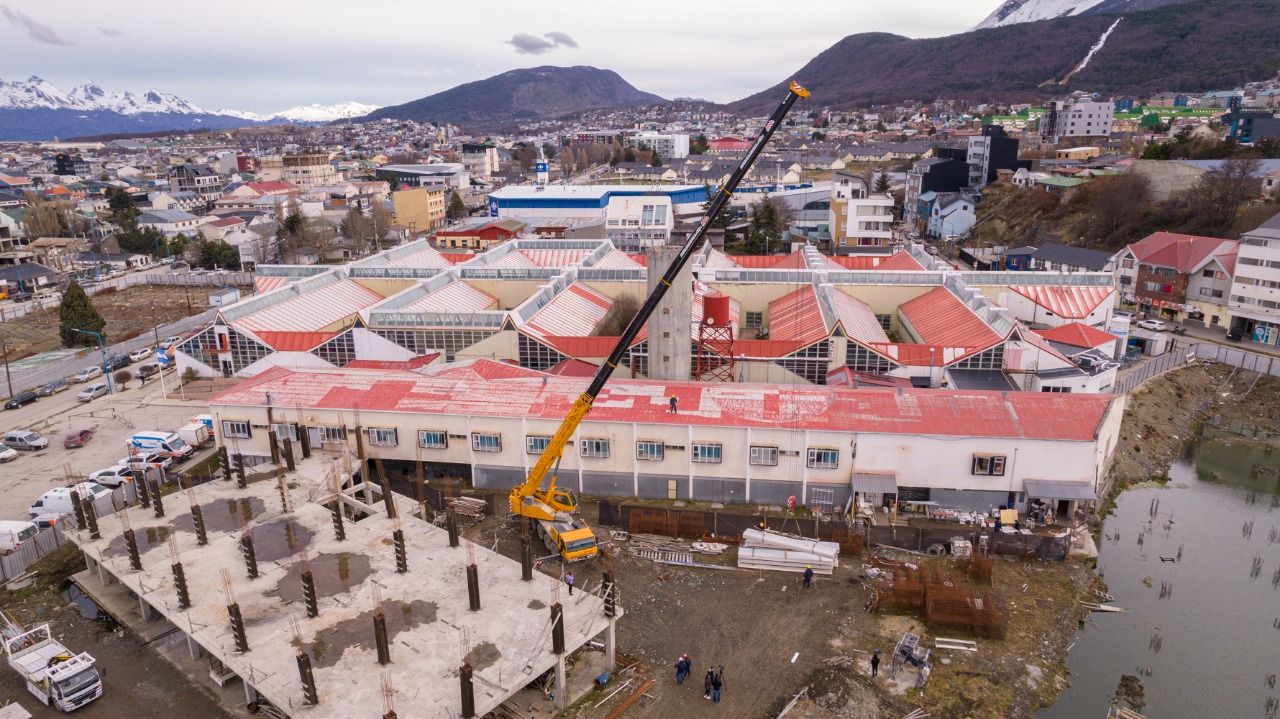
xmin=506 ymin=31 xmax=577 ymax=55
xmin=0 ymin=5 xmax=72 ymax=46
xmin=99 ymin=26 xmax=123 ymax=37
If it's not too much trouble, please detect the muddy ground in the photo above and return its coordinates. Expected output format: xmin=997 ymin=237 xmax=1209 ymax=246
xmin=2 ymin=284 xmax=238 ymax=360
xmin=0 ymin=546 xmax=233 ymax=719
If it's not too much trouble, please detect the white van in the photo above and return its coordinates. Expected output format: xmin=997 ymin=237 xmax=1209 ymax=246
xmin=128 ymin=431 xmax=193 ymax=460
xmin=0 ymin=519 xmax=38 ymax=553
xmin=29 ymin=482 xmax=113 ymax=518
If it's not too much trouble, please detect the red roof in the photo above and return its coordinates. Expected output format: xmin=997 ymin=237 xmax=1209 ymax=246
xmin=244 ymin=181 xmax=297 ymax=194
xmin=211 ymin=360 xmax=1117 ymax=441
xmin=206 ymin=217 xmax=246 ymax=228
xmin=731 ymin=338 xmax=811 ymax=357
xmin=345 ymin=354 xmax=439 ymax=370
xmin=439 ymin=253 xmax=473 ymax=264
xmin=1037 ymin=323 xmax=1117 ymax=349
xmin=251 ymin=331 xmax=337 ymax=351
xmin=829 ymin=252 xmax=925 ymax=271
xmin=725 ymin=251 xmax=806 ymax=269
xmin=548 ymin=359 xmax=599 ymax=377
xmin=1009 ymin=285 xmax=1114 ymax=320
xmin=539 ymin=335 xmax=621 ymax=357
xmin=1127 ymin=232 xmax=1238 ymax=273
xmin=899 ymin=287 xmax=1002 ymax=348
xmin=768 ymin=287 xmax=830 ymax=346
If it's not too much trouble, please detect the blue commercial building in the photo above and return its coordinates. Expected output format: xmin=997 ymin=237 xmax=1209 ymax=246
xmin=487 ymin=184 xmax=707 ymax=219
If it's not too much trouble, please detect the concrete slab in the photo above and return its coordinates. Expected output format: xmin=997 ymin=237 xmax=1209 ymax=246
xmin=72 ymin=568 xmax=177 ymax=644
xmin=65 ymin=454 xmax=621 ymax=719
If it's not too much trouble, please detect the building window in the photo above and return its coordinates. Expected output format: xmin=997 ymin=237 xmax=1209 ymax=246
xmin=580 ymin=438 xmax=610 ymax=458
xmin=807 ymin=448 xmax=839 ymax=469
xmin=222 ymin=420 xmax=251 ymax=439
xmin=320 ymin=426 xmax=345 ymax=444
xmin=749 ymin=445 xmax=779 ymax=466
xmin=417 ymin=430 xmax=447 ymax=449
xmin=269 ymin=422 xmax=298 ymax=441
xmin=972 ymin=454 xmax=1007 ymax=476
xmin=526 ymin=435 xmax=551 ymax=454
xmin=367 ymin=427 xmax=398 ymax=447
xmin=952 ymin=344 xmax=1004 ymax=371
xmin=472 ymin=433 xmax=501 ymax=452
xmin=847 ymin=344 xmax=899 ymax=373
xmin=691 ymin=443 xmax=722 ymax=463
xmin=744 ymin=311 xmax=763 ymax=329
xmin=636 ymin=441 xmax=664 ymax=461
xmin=1041 ymin=386 xmax=1072 ymax=393
xmin=311 ymin=330 xmax=357 ymax=367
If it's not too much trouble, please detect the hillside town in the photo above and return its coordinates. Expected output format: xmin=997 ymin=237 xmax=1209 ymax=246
xmin=2 ymin=2 xmax=1280 ymax=719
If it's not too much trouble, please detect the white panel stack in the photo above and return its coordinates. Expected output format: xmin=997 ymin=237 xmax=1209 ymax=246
xmin=736 ymin=528 xmax=840 ymax=575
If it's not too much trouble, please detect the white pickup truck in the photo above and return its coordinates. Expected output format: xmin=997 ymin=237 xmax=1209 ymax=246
xmin=4 ymin=622 xmax=103 ymax=712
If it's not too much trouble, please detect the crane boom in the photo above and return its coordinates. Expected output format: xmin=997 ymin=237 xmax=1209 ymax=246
xmin=510 ymin=81 xmax=811 ymax=538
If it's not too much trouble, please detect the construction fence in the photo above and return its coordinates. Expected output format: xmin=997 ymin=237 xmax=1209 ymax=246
xmin=1 ymin=524 xmax=68 ymax=583
xmin=881 ymin=564 xmax=1009 ymax=639
xmin=1115 ymin=341 xmax=1280 ymax=395
xmin=599 ymin=502 xmax=865 ymax=555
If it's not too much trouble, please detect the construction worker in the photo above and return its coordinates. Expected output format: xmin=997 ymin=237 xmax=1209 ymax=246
xmin=803 ymin=565 xmax=814 ymax=588
xmin=711 ymin=666 xmax=724 ymax=703
xmin=674 ymin=654 xmax=690 ymax=684
xmin=703 ymin=667 xmax=714 ymax=699
xmin=564 ymin=571 xmax=574 ymax=596
xmin=871 ymin=649 xmax=881 ymax=677
xmin=668 ymin=394 xmax=678 ymax=413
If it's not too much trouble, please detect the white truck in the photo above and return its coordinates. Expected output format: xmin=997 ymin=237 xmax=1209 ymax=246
xmin=4 ymin=622 xmax=103 ymax=711
xmin=176 ymin=422 xmax=212 ymax=450
xmin=127 ymin=431 xmax=193 ymax=461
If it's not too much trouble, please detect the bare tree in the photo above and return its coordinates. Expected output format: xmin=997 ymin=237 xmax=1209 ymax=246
xmin=370 ymin=201 xmax=394 ymax=250
xmin=1180 ymin=157 xmax=1262 ymax=236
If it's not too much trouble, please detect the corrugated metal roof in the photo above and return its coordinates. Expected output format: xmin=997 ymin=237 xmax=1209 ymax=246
xmin=237 ymin=279 xmax=383 ymax=332
xmin=591 ymin=249 xmax=645 ymax=269
xmin=540 ymin=335 xmax=620 ymax=357
xmin=401 ymin=281 xmax=498 ymax=313
xmin=254 ymin=276 xmax=290 ymax=295
xmin=518 ymin=249 xmax=591 ymax=267
xmin=212 ymin=360 xmax=1117 ymax=441
xmin=384 ymin=245 xmax=451 ymax=269
xmin=1023 ymin=479 xmax=1096 ymax=501
xmin=1128 ymin=232 xmax=1237 ymax=273
xmin=899 ymin=287 xmax=1002 ymax=348
xmin=523 ymin=283 xmax=613 ymax=339
xmin=830 ymin=252 xmax=925 ymax=271
xmin=1037 ymin=322 xmax=1117 ymax=349
xmin=252 ymin=331 xmax=337 ymax=351
xmin=827 ymin=288 xmax=890 ymax=344
xmin=768 ymin=287 xmax=830 ymax=346
xmin=1009 ymin=285 xmax=1115 ymax=320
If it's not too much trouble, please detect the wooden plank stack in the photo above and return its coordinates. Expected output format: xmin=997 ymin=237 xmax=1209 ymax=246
xmin=736 ymin=528 xmax=840 ymax=575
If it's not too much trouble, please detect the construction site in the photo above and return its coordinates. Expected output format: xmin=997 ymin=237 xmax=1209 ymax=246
xmin=62 ymin=449 xmax=621 ymax=719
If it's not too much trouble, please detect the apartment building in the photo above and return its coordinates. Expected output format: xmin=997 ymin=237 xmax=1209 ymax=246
xmin=282 ymin=153 xmax=343 ymax=188
xmin=1112 ymin=232 xmax=1238 ymax=327
xmin=391 ymin=186 xmax=446 ymax=233
xmin=630 ymin=132 xmax=691 ymax=160
xmin=1040 ymin=100 xmax=1115 ymax=144
xmin=167 ymin=163 xmax=222 ymax=206
xmin=603 ymin=196 xmax=673 ymax=250
xmin=828 ymin=172 xmax=894 ymax=252
xmin=1229 ymin=212 xmax=1280 ymax=346
xmin=461 ymin=144 xmax=500 ymax=180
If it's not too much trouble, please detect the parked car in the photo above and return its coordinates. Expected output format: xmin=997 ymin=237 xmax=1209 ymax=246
xmin=88 ymin=465 xmax=135 ymax=486
xmin=128 ymin=347 xmax=153 ymax=362
xmin=77 ymin=383 xmax=109 ymax=402
xmin=31 ymin=513 xmax=66 ymax=530
xmin=121 ymin=452 xmax=173 ymax=472
xmin=4 ymin=391 xmax=37 ymax=410
xmin=73 ymin=366 xmax=103 ymax=383
xmin=3 ymin=429 xmax=49 ymax=451
xmin=103 ymin=354 xmax=131 ymax=370
xmin=0 ymin=445 xmax=17 ymax=463
xmin=1137 ymin=319 xmax=1167 ymax=331
xmin=63 ymin=429 xmax=95 ymax=448
xmin=88 ymin=465 xmax=135 ymax=488
xmin=29 ymin=482 xmax=112 ymax=517
xmin=160 ymin=335 xmax=183 ymax=349
xmin=137 ymin=362 xmax=161 ymax=379
xmin=36 ymin=378 xmax=70 ymax=396
xmin=1226 ymin=330 xmax=1243 ymax=342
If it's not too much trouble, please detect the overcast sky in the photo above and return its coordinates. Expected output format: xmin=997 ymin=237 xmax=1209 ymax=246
xmin=2 ymin=1 xmax=1004 ymax=113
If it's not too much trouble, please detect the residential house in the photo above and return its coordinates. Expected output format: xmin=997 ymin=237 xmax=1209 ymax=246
xmin=201 ymin=216 xmax=248 ymax=242
xmin=829 ymin=171 xmax=894 ymax=252
xmin=1228 ymin=211 xmax=1280 ymax=347
xmin=433 ymin=219 xmax=524 ymax=250
xmin=147 ymin=190 xmax=204 ymax=213
xmin=707 ymin=136 xmax=751 ymax=154
xmin=167 ymin=163 xmax=222 ymax=206
xmin=904 ymin=148 xmax=968 ymax=228
xmin=927 ymin=193 xmax=977 ymax=239
xmin=1112 ymin=232 xmax=1238 ymax=327
xmin=1028 ymin=242 xmax=1114 ymax=273
xmin=137 ymin=209 xmax=203 ymax=236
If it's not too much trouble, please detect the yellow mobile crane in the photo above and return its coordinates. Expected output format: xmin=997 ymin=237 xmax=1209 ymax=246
xmin=510 ymin=81 xmax=811 ymax=562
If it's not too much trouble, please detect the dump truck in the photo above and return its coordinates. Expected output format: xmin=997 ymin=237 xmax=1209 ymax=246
xmin=508 ymin=80 xmax=811 ymax=562
xmin=4 ymin=619 xmax=103 ymax=712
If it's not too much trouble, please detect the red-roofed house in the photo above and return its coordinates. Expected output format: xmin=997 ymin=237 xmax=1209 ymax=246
xmin=1112 ymin=232 xmax=1238 ymax=326
xmin=1038 ymin=323 xmax=1119 ymax=356
xmin=707 ymin=136 xmax=752 ymax=154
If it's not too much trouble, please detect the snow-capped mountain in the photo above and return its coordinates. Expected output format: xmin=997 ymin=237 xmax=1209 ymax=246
xmin=0 ymin=76 xmax=207 ymax=114
xmin=271 ymin=102 xmax=380 ymax=122
xmin=973 ymin=0 xmax=1191 ymax=29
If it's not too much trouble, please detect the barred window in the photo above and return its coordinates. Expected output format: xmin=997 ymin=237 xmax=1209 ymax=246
xmin=518 ymin=333 xmax=567 ymax=371
xmin=472 ymin=433 xmax=501 ymax=452
xmin=744 ymin=311 xmax=764 ymax=329
xmin=774 ymin=340 xmax=831 ymax=384
xmin=806 ymin=448 xmax=839 ymax=469
xmin=374 ymin=329 xmax=497 ymax=361
xmin=580 ymin=438 xmax=610 ymax=458
xmin=847 ymin=344 xmax=899 ymax=373
xmin=636 ymin=441 xmax=664 ymax=461
xmin=749 ymin=445 xmax=778 ymax=466
xmin=691 ymin=443 xmax=722 ymax=463
xmin=526 ymin=435 xmax=551 ymax=454
xmin=226 ymin=329 xmax=271 ymax=373
xmin=366 ymin=427 xmax=397 ymax=447
xmin=222 ymin=420 xmax=250 ymax=439
xmin=875 ymin=314 xmax=892 ymax=331
xmin=418 ymin=430 xmax=447 ymax=449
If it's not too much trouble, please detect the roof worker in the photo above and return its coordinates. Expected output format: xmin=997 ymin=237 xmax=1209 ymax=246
xmin=668 ymin=394 xmax=678 ymax=413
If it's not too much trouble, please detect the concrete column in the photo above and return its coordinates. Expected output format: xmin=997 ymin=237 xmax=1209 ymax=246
xmin=554 ymin=654 xmax=567 ymax=710
xmin=606 ymin=617 xmax=618 ymax=672
xmin=138 ymin=597 xmax=155 ymax=621
xmin=645 ymin=245 xmax=693 ymax=381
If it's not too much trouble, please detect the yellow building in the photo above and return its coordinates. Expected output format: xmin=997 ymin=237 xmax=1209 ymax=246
xmin=392 ymin=186 xmax=446 ymax=233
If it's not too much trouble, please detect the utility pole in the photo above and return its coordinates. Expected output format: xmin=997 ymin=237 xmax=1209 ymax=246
xmin=0 ymin=335 xmax=13 ymax=398
xmin=72 ymin=329 xmax=114 ymax=395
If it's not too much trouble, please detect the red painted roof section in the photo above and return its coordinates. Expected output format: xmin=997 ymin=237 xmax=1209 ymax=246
xmin=1038 ymin=322 xmax=1117 ymax=349
xmin=732 ymin=338 xmax=810 ymax=357
xmin=212 ymin=360 xmax=1116 ymax=441
xmin=244 ymin=181 xmax=297 ymax=194
xmin=827 ymin=367 xmax=913 ymax=388
xmin=440 ymin=253 xmax=473 ymax=264
xmin=830 ymin=252 xmax=925 ymax=271
xmin=539 ymin=335 xmax=621 ymax=357
xmin=1127 ymin=232 xmax=1237 ymax=273
xmin=207 ymin=216 xmax=246 ymax=228
xmin=548 ymin=358 xmax=599 ymax=377
xmin=251 ymin=331 xmax=337 ymax=351
xmin=899 ymin=287 xmax=1002 ymax=348
xmin=768 ymin=286 xmax=830 ymax=346
xmin=345 ymin=354 xmax=439 ymax=370
xmin=1009 ymin=285 xmax=1114 ymax=320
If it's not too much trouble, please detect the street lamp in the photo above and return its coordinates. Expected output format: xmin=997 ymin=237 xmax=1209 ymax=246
xmin=72 ymin=329 xmax=114 ymax=395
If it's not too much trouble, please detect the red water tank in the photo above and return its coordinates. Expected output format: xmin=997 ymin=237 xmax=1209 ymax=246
xmin=702 ymin=293 xmax=732 ymax=327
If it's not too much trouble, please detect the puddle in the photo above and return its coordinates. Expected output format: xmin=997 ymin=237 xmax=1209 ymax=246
xmin=247 ymin=519 xmax=312 ymax=562
xmin=298 ymin=599 xmax=438 ymax=668
xmin=62 ymin=584 xmax=100 ymax=620
xmin=104 ymin=525 xmax=170 ymax=558
xmin=267 ymin=553 xmax=372 ymax=603
xmin=466 ymin=641 xmax=501 ymax=672
xmin=171 ymin=497 xmax=265 ymax=536
xmin=527 ymin=599 xmax=545 ymax=610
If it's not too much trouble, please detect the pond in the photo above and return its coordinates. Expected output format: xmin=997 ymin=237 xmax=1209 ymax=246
xmin=1040 ymin=429 xmax=1280 ymax=718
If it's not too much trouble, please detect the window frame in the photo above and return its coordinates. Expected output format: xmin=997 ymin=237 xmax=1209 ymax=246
xmin=579 ymin=438 xmax=610 ymax=459
xmin=806 ymin=447 xmax=839 ymax=469
xmin=366 ymin=427 xmax=398 ymax=447
xmin=635 ymin=440 xmax=664 ymax=461
xmin=526 ymin=435 xmax=551 ymax=455
xmin=472 ymin=432 xmax=501 ymax=452
xmin=417 ymin=429 xmax=448 ymax=449
xmin=972 ymin=453 xmax=1007 ymax=476
xmin=221 ymin=420 xmax=251 ymax=439
xmin=749 ymin=445 xmax=779 ymax=466
xmin=691 ymin=442 xmax=722 ymax=464
xmin=269 ymin=422 xmax=298 ymax=441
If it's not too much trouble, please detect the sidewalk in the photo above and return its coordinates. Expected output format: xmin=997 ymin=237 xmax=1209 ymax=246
xmin=1174 ymin=320 xmax=1280 ymax=359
